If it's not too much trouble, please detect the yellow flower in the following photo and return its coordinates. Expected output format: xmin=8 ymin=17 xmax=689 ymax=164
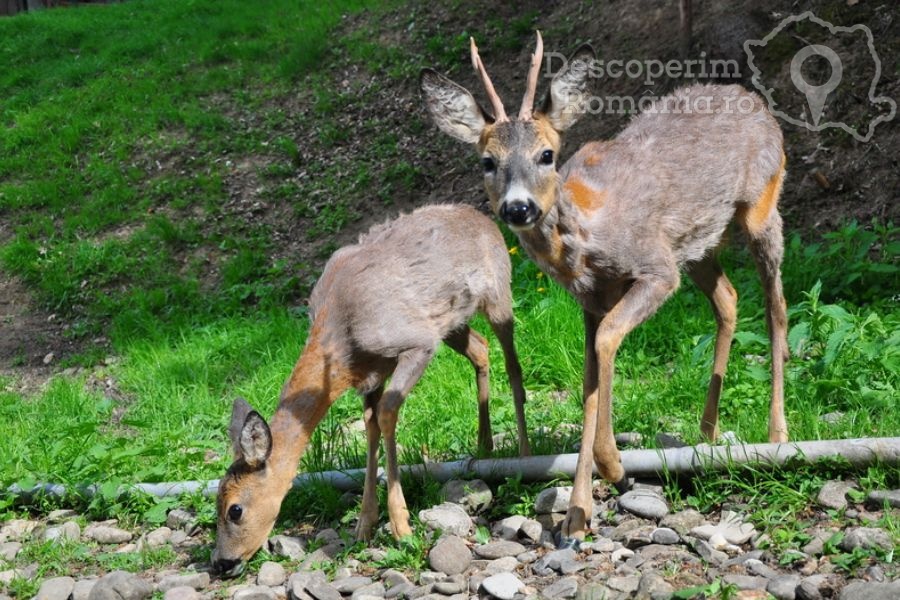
xmin=509 ymin=246 xmax=519 ymax=255
xmin=536 ymin=272 xmax=544 ymax=279
xmin=537 ymin=287 xmax=546 ymax=293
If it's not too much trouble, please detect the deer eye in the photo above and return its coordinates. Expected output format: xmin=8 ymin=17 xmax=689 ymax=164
xmin=227 ymin=504 xmax=243 ymax=522
xmin=539 ymin=150 xmax=554 ymax=165
xmin=481 ymin=157 xmax=496 ymax=173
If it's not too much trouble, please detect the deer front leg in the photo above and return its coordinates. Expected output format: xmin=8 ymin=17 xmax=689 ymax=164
xmin=488 ymin=317 xmax=531 ymax=456
xmin=356 ymin=385 xmax=384 ymax=541
xmin=560 ymin=311 xmax=600 ymax=547
xmin=377 ymin=347 xmax=434 ymax=539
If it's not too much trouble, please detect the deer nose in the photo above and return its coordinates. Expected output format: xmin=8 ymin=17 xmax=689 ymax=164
xmin=500 ymin=199 xmax=541 ymax=227
xmin=213 ymin=557 xmax=245 ymax=578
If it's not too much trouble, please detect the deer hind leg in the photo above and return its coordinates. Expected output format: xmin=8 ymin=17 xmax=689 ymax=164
xmin=738 ymin=157 xmax=789 ymax=443
xmin=356 ymin=384 xmax=385 ymax=541
xmin=378 ymin=347 xmax=434 ymax=539
xmin=445 ymin=325 xmax=494 ymax=456
xmin=686 ymin=256 xmax=738 ymax=442
xmin=487 ymin=317 xmax=531 ymax=457
xmin=742 ymin=209 xmax=789 ymax=443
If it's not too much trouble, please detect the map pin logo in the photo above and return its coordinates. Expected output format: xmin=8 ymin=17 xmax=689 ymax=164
xmin=790 ymin=44 xmax=842 ymax=126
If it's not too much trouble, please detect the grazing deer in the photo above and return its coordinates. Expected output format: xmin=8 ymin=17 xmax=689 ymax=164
xmin=211 ymin=204 xmax=531 ymax=577
xmin=421 ymin=32 xmax=788 ymax=545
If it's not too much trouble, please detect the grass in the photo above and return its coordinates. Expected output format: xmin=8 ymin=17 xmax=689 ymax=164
xmin=0 ymin=0 xmax=897 ymax=588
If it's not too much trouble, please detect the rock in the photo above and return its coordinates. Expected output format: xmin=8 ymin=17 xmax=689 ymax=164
xmin=590 ymin=537 xmax=615 ymax=552
xmin=306 ymin=581 xmax=343 ymax=600
xmin=0 ymin=519 xmax=38 ymax=541
xmin=767 ymin=575 xmax=800 ymax=600
xmin=518 ymin=519 xmax=543 ymax=543
xmin=541 ymin=576 xmax=579 ymax=599
xmin=433 ymin=575 xmax=467 ymax=595
xmin=576 ymin=584 xmax=619 ymax=600
xmin=865 ymin=489 xmax=900 ymax=509
xmin=534 ymin=487 xmax=572 ymax=514
xmin=533 ymin=548 xmax=578 ymax=575
xmin=744 ymin=558 xmax=779 ymax=579
xmin=350 ymin=582 xmax=385 ymax=600
xmin=622 ymin=524 xmax=655 ymax=549
xmin=617 ymin=490 xmax=669 ymax=520
xmin=0 ymin=542 xmax=22 ymax=561
xmin=73 ymin=579 xmax=97 ymax=600
xmin=819 ymin=412 xmax=844 ymax=424
xmin=256 ymin=561 xmax=285 ymax=587
xmin=157 ymin=573 xmax=209 ymax=592
xmin=441 ymin=479 xmax=492 ymax=514
xmin=839 ymin=527 xmax=894 ymax=552
xmin=85 ymin=525 xmax=133 ymax=544
xmin=88 ymin=571 xmax=153 ymax=600
xmin=660 ymin=509 xmax=706 ymax=535
xmin=687 ymin=537 xmax=727 ymax=565
xmin=650 ymin=527 xmax=679 ymax=545
xmin=333 ymin=577 xmax=373 ymax=594
xmin=723 ymin=575 xmax=769 ymax=591
xmin=484 ymin=556 xmax=520 ymax=574
xmin=163 ymin=586 xmax=201 ymax=600
xmin=145 ymin=526 xmax=172 ymax=547
xmin=691 ymin=511 xmax=756 ymax=545
xmin=48 ymin=509 xmax=79 ymax=522
xmin=165 ymin=509 xmax=198 ymax=533
xmin=816 ymin=480 xmax=856 ymax=510
xmin=606 ymin=576 xmax=640 ymax=594
xmin=232 ymin=586 xmax=277 ymax=600
xmin=637 ymin=571 xmax=674 ymax=599
xmin=169 ymin=531 xmax=190 ymax=547
xmin=480 ymin=572 xmax=524 ymax=600
xmin=796 ymin=575 xmax=841 ymax=600
xmin=35 ymin=576 xmax=76 ymax=600
xmin=610 ymin=548 xmax=634 ymax=562
xmin=269 ymin=534 xmax=306 ymax=559
xmin=418 ymin=503 xmax=473 ymax=537
xmin=615 ymin=432 xmax=644 ymax=447
xmin=427 ymin=535 xmax=471 ymax=575
xmin=492 ymin=516 xmax=527 ymax=540
xmin=383 ymin=583 xmax=414 ymax=599
xmin=839 ymin=580 xmax=900 ymax=600
xmin=536 ymin=512 xmax=566 ymax=533
xmin=474 ymin=540 xmax=527 ymax=559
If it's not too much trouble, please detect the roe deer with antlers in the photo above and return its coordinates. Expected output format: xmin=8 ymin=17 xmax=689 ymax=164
xmin=421 ymin=33 xmax=789 ymax=546
xmin=211 ymin=204 xmax=530 ymax=577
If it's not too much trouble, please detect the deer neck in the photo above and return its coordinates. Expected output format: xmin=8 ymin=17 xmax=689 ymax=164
xmin=518 ymin=186 xmax=586 ymax=285
xmin=267 ymin=314 xmax=352 ymax=489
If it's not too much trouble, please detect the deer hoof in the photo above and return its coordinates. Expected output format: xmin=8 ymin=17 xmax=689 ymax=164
xmin=613 ymin=476 xmax=631 ymax=495
xmin=556 ymin=535 xmax=580 ymax=551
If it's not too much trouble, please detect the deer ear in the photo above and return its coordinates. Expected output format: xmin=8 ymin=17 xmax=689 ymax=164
xmin=538 ymin=44 xmax=595 ymax=132
xmin=228 ymin=397 xmax=271 ymax=467
xmin=420 ymin=68 xmax=491 ymax=144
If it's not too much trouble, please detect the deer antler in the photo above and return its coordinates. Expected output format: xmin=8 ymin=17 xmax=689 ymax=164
xmin=470 ymin=37 xmax=508 ymax=123
xmin=518 ymin=31 xmax=544 ymax=121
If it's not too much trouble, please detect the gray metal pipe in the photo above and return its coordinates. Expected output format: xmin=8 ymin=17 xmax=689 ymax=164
xmin=9 ymin=437 xmax=899 ymax=500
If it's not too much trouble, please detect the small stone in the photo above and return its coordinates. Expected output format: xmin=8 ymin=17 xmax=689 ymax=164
xmin=767 ymin=575 xmax=800 ymax=600
xmin=0 ymin=519 xmax=38 ymax=541
xmin=541 ymin=576 xmax=579 ymax=599
xmin=257 ymin=561 xmax=286 ymax=587
xmin=169 ymin=531 xmax=190 ymax=547
xmin=441 ymin=479 xmax=492 ymax=514
xmin=744 ymin=558 xmax=779 ymax=579
xmin=156 ymin=573 xmax=209 ymax=593
xmin=617 ymin=490 xmax=669 ymax=520
xmin=145 ymin=526 xmax=172 ymax=547
xmin=839 ymin=527 xmax=894 ymax=552
xmin=418 ymin=503 xmax=473 ymax=537
xmin=839 ymin=580 xmax=900 ymax=600
xmin=615 ymin=432 xmax=644 ymax=447
xmin=637 ymin=571 xmax=674 ymax=599
xmin=0 ymin=542 xmax=22 ymax=561
xmin=480 ymin=572 xmax=524 ymax=600
xmin=484 ymin=556 xmax=520 ymax=574
xmin=590 ymin=537 xmax=615 ymax=552
xmin=306 ymin=581 xmax=343 ymax=600
xmin=165 ymin=509 xmax=198 ymax=533
xmin=73 ymin=579 xmax=97 ymax=600
xmin=492 ymin=516 xmax=527 ymax=540
xmin=428 ymin=535 xmax=471 ymax=576
xmin=801 ymin=529 xmax=836 ymax=556
xmin=819 ymin=411 xmax=844 ymax=424
xmin=622 ymin=524 xmax=655 ymax=549
xmin=650 ymin=527 xmax=679 ymax=545
xmin=474 ymin=540 xmax=527 ymax=559
xmin=88 ymin=570 xmax=153 ymax=600
xmin=333 ymin=577 xmax=373 ymax=594
xmin=232 ymin=586 xmax=276 ymax=600
xmin=269 ymin=534 xmax=306 ymax=559
xmin=536 ymin=512 xmax=566 ymax=533
xmin=610 ymin=548 xmax=634 ymax=563
xmin=688 ymin=537 xmax=727 ymax=565
xmin=660 ymin=509 xmax=705 ymax=535
xmin=433 ymin=575 xmax=467 ymax=595
xmin=533 ymin=548 xmax=577 ymax=575
xmin=534 ymin=487 xmax=572 ymax=514
xmin=85 ymin=525 xmax=133 ymax=544
xmin=816 ymin=480 xmax=856 ymax=510
xmin=518 ymin=519 xmax=543 ymax=543
xmin=350 ymin=583 xmax=385 ymax=600
xmin=723 ymin=575 xmax=769 ymax=591
xmin=35 ymin=576 xmax=76 ymax=600
xmin=383 ymin=583 xmax=414 ymax=599
xmin=691 ymin=511 xmax=756 ymax=545
xmin=163 ymin=586 xmax=201 ymax=600
xmin=43 ymin=352 xmax=55 ymax=364
xmin=865 ymin=489 xmax=900 ymax=509
xmin=48 ymin=509 xmax=79 ymax=522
